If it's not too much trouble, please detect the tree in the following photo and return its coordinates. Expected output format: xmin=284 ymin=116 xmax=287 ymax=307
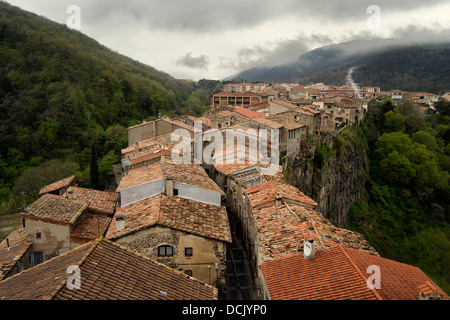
xmin=90 ymin=141 xmax=100 ymax=190
xmin=11 ymin=159 xmax=79 ymax=205
xmin=379 ymin=151 xmax=415 ymax=187
xmin=384 ymin=111 xmax=405 ymax=133
xmin=411 ymin=130 xmax=439 ymax=152
xmin=395 ymin=101 xmax=426 ymax=134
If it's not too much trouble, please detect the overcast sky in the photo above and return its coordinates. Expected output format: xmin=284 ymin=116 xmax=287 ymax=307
xmin=5 ymin=0 xmax=450 ymax=80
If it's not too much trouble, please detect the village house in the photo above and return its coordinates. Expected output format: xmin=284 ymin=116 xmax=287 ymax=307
xmin=259 ymin=244 xmax=449 ymax=300
xmin=116 ymin=158 xmax=225 ymax=207
xmin=0 ymin=238 xmax=218 ymax=300
xmin=0 ymin=228 xmax=33 ymax=280
xmin=267 ymin=99 xmax=297 ymax=115
xmin=38 ymin=175 xmax=77 ymax=196
xmin=19 ymin=177 xmax=119 ymax=266
xmin=234 ymin=180 xmax=378 ymax=299
xmin=211 ymin=91 xmax=264 ymax=108
xmin=106 ymin=193 xmax=232 ymax=287
xmin=314 ymin=96 xmax=363 ymax=125
xmin=126 ymin=117 xmax=204 ymax=146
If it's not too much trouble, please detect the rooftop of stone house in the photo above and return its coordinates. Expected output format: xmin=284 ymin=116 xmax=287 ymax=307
xmin=253 ymin=203 xmax=378 ymax=262
xmin=62 ymin=186 xmax=119 ymax=216
xmin=245 ymin=180 xmax=318 ymax=209
xmin=116 ymin=159 xmax=224 ymax=195
xmin=106 ymin=193 xmax=232 ymax=243
xmin=38 ymin=175 xmax=77 ymax=195
xmin=0 ymin=228 xmax=32 ymax=280
xmin=21 ymin=193 xmax=88 ymax=226
xmin=260 ymin=244 xmax=449 ymax=300
xmin=0 ymin=238 xmax=217 ymax=300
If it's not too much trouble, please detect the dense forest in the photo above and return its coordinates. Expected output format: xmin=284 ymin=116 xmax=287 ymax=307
xmin=0 ymin=2 xmax=220 ymax=212
xmin=348 ymin=98 xmax=450 ymax=294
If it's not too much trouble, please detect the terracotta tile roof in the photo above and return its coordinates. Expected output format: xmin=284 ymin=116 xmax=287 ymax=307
xmin=273 ymin=120 xmax=305 ymax=130
xmin=245 ymin=181 xmax=318 ymax=209
xmin=233 ymin=107 xmax=267 ymax=119
xmin=39 ymin=175 xmax=76 ymax=195
xmin=0 ymin=239 xmax=217 ymax=300
xmin=214 ymin=160 xmax=282 ymax=177
xmin=129 ymin=150 xmax=167 ymax=166
xmin=253 ymin=203 xmax=377 ymax=262
xmin=116 ymin=162 xmax=164 ymax=192
xmin=70 ymin=214 xmax=112 ymax=244
xmin=106 ymin=194 xmax=232 ymax=243
xmin=247 ymin=117 xmax=284 ymax=130
xmin=63 ymin=186 xmax=119 ymax=216
xmin=117 ymin=160 xmax=224 ymax=195
xmin=270 ymin=100 xmax=297 ymax=110
xmin=260 ymin=245 xmax=449 ymax=300
xmin=0 ymin=228 xmax=32 ymax=280
xmin=21 ymin=194 xmax=88 ymax=226
xmin=122 ymin=138 xmax=173 ymax=159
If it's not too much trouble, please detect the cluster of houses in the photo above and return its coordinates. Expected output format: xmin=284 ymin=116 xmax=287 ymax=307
xmin=0 ymin=81 xmax=448 ymax=301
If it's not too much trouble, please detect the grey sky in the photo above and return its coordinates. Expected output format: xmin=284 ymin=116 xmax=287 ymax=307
xmin=5 ymin=0 xmax=450 ymax=80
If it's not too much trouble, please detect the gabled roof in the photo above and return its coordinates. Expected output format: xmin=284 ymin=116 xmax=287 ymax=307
xmin=106 ymin=194 xmax=232 ymax=243
xmin=0 ymin=228 xmax=32 ymax=280
xmin=116 ymin=160 xmax=224 ymax=195
xmin=253 ymin=203 xmax=376 ymax=262
xmin=21 ymin=193 xmax=88 ymax=226
xmin=245 ymin=181 xmax=317 ymax=209
xmin=260 ymin=245 xmax=449 ymax=300
xmin=0 ymin=239 xmax=217 ymax=300
xmin=39 ymin=175 xmax=76 ymax=195
xmin=63 ymin=186 xmax=119 ymax=216
xmin=233 ymin=107 xmax=267 ymax=119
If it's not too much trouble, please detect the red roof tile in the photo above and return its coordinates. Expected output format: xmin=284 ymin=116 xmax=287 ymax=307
xmin=245 ymin=181 xmax=317 ymax=209
xmin=63 ymin=186 xmax=119 ymax=216
xmin=39 ymin=175 xmax=76 ymax=195
xmin=106 ymin=194 xmax=231 ymax=243
xmin=0 ymin=228 xmax=32 ymax=280
xmin=260 ymin=245 xmax=449 ymax=300
xmin=21 ymin=194 xmax=88 ymax=226
xmin=0 ymin=239 xmax=217 ymax=300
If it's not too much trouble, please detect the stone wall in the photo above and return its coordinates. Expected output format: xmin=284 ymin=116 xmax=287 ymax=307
xmin=114 ymin=225 xmax=228 ymax=287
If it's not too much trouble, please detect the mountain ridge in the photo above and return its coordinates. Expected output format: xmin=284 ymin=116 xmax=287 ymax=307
xmin=229 ymin=40 xmax=450 ymax=94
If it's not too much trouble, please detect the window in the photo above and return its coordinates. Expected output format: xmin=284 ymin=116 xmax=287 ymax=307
xmin=158 ymin=245 xmax=173 ymax=257
xmin=173 ymin=189 xmax=179 ymax=196
xmin=185 ymin=247 xmax=193 ymax=257
xmin=185 ymin=270 xmax=193 ymax=276
xmin=30 ymin=252 xmax=44 ymax=267
xmin=35 ymin=230 xmax=42 ymax=240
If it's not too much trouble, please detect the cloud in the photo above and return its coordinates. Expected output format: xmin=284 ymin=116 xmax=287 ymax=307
xmin=176 ymin=52 xmax=210 ymax=70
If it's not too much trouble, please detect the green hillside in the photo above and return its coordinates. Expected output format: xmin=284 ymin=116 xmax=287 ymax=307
xmin=232 ymin=41 xmax=450 ymax=94
xmin=0 ymin=2 xmax=197 ymax=210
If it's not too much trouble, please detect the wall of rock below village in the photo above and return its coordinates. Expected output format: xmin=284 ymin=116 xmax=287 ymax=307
xmin=288 ymin=131 xmax=370 ymax=228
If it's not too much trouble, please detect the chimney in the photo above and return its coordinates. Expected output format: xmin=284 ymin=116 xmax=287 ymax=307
xmin=6 ymin=238 xmax=10 ymax=251
xmin=115 ymin=215 xmax=125 ymax=232
xmin=165 ymin=177 xmax=174 ymax=197
xmin=67 ymin=189 xmax=74 ymax=200
xmin=303 ymin=237 xmax=316 ymax=259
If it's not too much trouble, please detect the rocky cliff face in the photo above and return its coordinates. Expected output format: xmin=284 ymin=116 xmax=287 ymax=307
xmin=287 ymin=127 xmax=369 ymax=228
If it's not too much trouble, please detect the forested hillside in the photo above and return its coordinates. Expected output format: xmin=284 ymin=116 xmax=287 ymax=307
xmin=231 ymin=41 xmax=450 ymax=94
xmin=348 ymin=98 xmax=450 ymax=294
xmin=0 ymin=2 xmax=203 ymax=211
